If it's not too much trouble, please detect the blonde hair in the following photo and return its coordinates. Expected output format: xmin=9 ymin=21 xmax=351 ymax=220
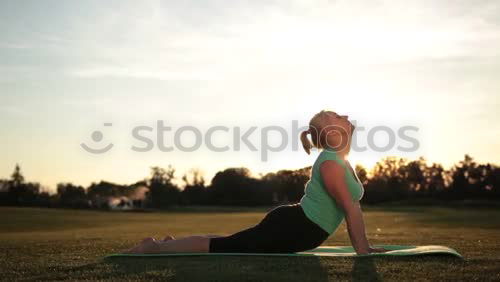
xmin=300 ymin=110 xmax=338 ymax=154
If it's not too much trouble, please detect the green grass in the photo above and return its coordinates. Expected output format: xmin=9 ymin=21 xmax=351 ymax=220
xmin=0 ymin=206 xmax=499 ymax=281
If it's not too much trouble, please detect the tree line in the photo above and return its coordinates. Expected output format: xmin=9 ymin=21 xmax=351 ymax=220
xmin=0 ymin=154 xmax=498 ymax=209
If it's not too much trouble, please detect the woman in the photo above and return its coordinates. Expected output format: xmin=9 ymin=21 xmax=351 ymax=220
xmin=124 ymin=110 xmax=388 ymax=255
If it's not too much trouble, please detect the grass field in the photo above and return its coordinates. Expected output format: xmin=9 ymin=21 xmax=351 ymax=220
xmin=0 ymin=205 xmax=499 ymax=281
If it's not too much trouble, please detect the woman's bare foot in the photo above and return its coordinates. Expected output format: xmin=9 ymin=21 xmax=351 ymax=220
xmin=162 ymin=235 xmax=175 ymax=241
xmin=122 ymin=237 xmax=160 ymax=254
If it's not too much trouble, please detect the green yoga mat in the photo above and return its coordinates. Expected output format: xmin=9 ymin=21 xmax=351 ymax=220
xmin=106 ymin=245 xmax=462 ymax=258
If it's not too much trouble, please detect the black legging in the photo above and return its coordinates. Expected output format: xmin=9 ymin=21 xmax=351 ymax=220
xmin=209 ymin=203 xmax=330 ymax=253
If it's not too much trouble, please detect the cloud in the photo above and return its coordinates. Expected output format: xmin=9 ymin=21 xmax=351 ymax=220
xmin=0 ymin=105 xmax=29 ymax=117
xmin=68 ymin=65 xmax=220 ymax=81
xmin=1 ymin=0 xmax=499 ymax=82
xmin=0 ymin=43 xmax=32 ymax=49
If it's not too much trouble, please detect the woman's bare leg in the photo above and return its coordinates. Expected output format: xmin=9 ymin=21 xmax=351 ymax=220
xmin=125 ymin=234 xmax=226 ymax=253
xmin=157 ymin=236 xmax=211 ymax=253
xmin=163 ymin=234 xmax=224 ymax=240
xmin=200 ymin=234 xmax=225 ymax=238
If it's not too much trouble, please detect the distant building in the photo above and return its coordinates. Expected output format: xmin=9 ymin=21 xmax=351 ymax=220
xmin=108 ymin=196 xmax=135 ymax=210
xmin=0 ymin=180 xmax=8 ymax=192
xmin=88 ymin=183 xmax=149 ymax=210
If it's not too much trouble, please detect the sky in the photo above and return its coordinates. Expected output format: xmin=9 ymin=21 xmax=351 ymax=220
xmin=1 ymin=0 xmax=499 ymax=192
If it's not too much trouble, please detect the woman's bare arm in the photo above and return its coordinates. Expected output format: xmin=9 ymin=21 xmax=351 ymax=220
xmin=344 ymin=201 xmax=370 ymax=254
xmin=320 ymin=160 xmax=372 ymax=254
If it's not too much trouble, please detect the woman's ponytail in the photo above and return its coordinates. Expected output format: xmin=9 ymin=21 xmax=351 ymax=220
xmin=300 ymin=129 xmax=313 ymax=155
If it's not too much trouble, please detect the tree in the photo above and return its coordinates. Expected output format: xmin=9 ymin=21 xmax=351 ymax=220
xmin=448 ymin=154 xmax=476 ymax=199
xmin=180 ymin=169 xmax=208 ymax=205
xmin=57 ymin=183 xmax=88 ymax=208
xmin=208 ymin=167 xmax=265 ymax=205
xmin=147 ymin=165 xmax=181 ymax=208
xmin=363 ymin=157 xmax=409 ymax=203
xmin=426 ymin=163 xmax=446 ymax=196
xmin=355 ymin=164 xmax=368 ymax=185
xmin=6 ymin=164 xmax=40 ymax=205
xmin=10 ymin=164 xmax=24 ymax=188
xmin=262 ymin=167 xmax=311 ymax=204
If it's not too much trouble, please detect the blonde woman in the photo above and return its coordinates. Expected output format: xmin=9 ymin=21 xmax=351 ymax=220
xmin=124 ymin=110 xmax=388 ymax=255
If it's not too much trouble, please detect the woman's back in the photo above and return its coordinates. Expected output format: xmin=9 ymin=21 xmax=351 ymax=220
xmin=299 ymin=147 xmax=364 ymax=235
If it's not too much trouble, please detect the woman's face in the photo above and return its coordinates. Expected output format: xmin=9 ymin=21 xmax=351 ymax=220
xmin=326 ymin=112 xmax=354 ymax=135
xmin=321 ymin=112 xmax=354 ymax=149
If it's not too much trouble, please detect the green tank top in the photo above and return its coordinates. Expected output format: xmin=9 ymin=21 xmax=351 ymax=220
xmin=299 ymin=147 xmax=365 ymax=235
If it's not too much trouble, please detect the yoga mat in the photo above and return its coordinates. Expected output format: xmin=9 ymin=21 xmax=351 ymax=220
xmin=106 ymin=245 xmax=462 ymax=258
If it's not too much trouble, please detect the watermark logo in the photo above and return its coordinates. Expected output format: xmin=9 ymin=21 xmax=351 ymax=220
xmin=81 ymin=120 xmax=419 ymax=160
xmin=80 ymin=123 xmax=114 ymax=154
